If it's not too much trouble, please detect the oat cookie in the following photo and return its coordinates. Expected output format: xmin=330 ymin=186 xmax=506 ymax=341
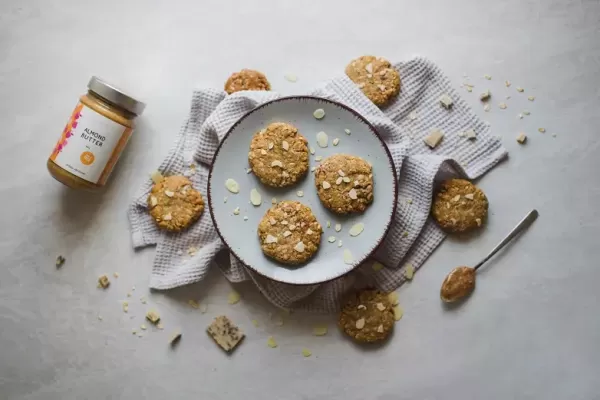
xmin=314 ymin=154 xmax=373 ymax=214
xmin=431 ymin=179 xmax=488 ymax=233
xmin=249 ymin=122 xmax=309 ymax=188
xmin=257 ymin=201 xmax=322 ymax=264
xmin=148 ymin=175 xmax=205 ymax=232
xmin=338 ymin=289 xmax=395 ymax=343
xmin=345 ymin=55 xmax=401 ymax=106
xmin=224 ymin=69 xmax=271 ymax=94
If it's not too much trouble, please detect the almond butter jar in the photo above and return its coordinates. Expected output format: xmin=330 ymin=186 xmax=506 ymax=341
xmin=47 ymin=77 xmax=146 ymax=190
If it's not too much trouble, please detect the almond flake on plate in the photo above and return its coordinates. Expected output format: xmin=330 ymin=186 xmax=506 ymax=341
xmin=538 ymin=128 xmax=546 ymax=133
xmin=517 ymin=133 xmax=527 ymax=144
xmin=523 ymin=110 xmax=531 ymax=115
xmin=284 ymin=74 xmax=298 ymax=82
xmin=328 ymin=236 xmax=336 ymax=243
xmin=309 ymin=147 xmax=315 ymax=155
xmin=344 ymin=128 xmax=351 ymax=135
xmin=316 ymin=131 xmax=328 ymax=147
xmin=332 ymin=138 xmax=340 ymax=146
xmin=313 ymin=108 xmax=325 ymax=120
xmin=334 ymin=223 xmax=342 ymax=232
xmin=265 ymin=235 xmax=278 ymax=244
xmin=250 ymin=188 xmax=262 ymax=206
xmin=343 ymin=249 xmax=354 ymax=265
xmin=271 ymin=160 xmax=283 ymax=168
xmin=484 ymin=74 xmax=492 ymax=80
xmin=479 ymin=90 xmax=491 ymax=101
xmin=225 ymin=178 xmax=240 ymax=193
xmin=233 ymin=207 xmax=240 ymax=215
xmin=313 ymin=325 xmax=328 ymax=336
xmin=349 ymin=223 xmax=364 ymax=237
xmin=516 ymin=87 xmax=524 ymax=92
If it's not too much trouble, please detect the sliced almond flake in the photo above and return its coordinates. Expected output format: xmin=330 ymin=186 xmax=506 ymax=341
xmin=233 ymin=207 xmax=240 ymax=215
xmin=336 ymin=177 xmax=343 ymax=185
xmin=475 ymin=218 xmax=482 ymax=227
xmin=294 ymin=241 xmax=305 ymax=253
xmin=377 ymin=325 xmax=384 ymax=333
xmin=228 ymin=291 xmax=241 ymax=304
xmin=465 ymin=193 xmax=474 ymax=200
xmin=150 ymin=196 xmax=158 ymax=207
xmin=452 ymin=195 xmax=461 ymax=202
xmin=313 ymin=326 xmax=328 ymax=336
xmin=322 ymin=181 xmax=331 ymax=189
xmin=282 ymin=141 xmax=289 ymax=151
xmin=505 ymin=80 xmax=511 ymax=87
xmin=332 ymin=138 xmax=340 ymax=146
xmin=365 ymin=63 xmax=373 ymax=73
xmin=393 ymin=305 xmax=404 ymax=321
xmin=260 ymin=149 xmax=267 ymax=155
xmin=404 ymin=264 xmax=415 ymax=280
xmin=243 ymin=216 xmax=248 ymax=221
xmin=306 ymin=229 xmax=314 ymax=235
xmin=344 ymin=128 xmax=351 ymax=135
xmin=265 ymin=235 xmax=278 ymax=244
xmin=517 ymin=133 xmax=527 ymax=144
xmin=349 ymin=222 xmax=365 ymax=237
xmin=348 ymin=189 xmax=358 ymax=200
xmin=335 ymin=223 xmax=342 ymax=232
xmin=315 ymin=155 xmax=323 ymax=161
xmin=538 ymin=128 xmax=546 ymax=133
xmin=343 ymin=249 xmax=354 ymax=265
xmin=388 ymin=292 xmax=399 ymax=306
xmin=326 ymin=221 xmax=331 ymax=228
xmin=250 ymin=188 xmax=262 ymax=206
xmin=296 ymin=190 xmax=304 ymax=197
xmin=268 ymin=142 xmax=274 ymax=150
xmin=162 ymin=213 xmax=172 ymax=221
xmin=271 ymin=160 xmax=283 ymax=167
xmin=355 ymin=318 xmax=366 ymax=329
xmin=376 ymin=302 xmax=386 ymax=311
xmin=484 ymin=74 xmax=492 ymax=80
xmin=316 ymin=131 xmax=328 ymax=147
xmin=357 ymin=304 xmax=367 ymax=310
xmin=484 ymin=104 xmax=491 ymax=112
xmin=337 ymin=170 xmax=345 ymax=177
xmin=302 ymin=349 xmax=312 ymax=357
xmin=523 ymin=110 xmax=531 ymax=115
xmin=271 ymin=197 xmax=277 ymax=204
xmin=150 ymin=170 xmax=164 ymax=184
xmin=372 ymin=262 xmax=384 ymax=272
xmin=284 ymin=74 xmax=298 ymax=82
xmin=267 ymin=336 xmax=278 ymax=348
xmin=313 ymin=108 xmax=325 ymax=120
xmin=283 ymin=230 xmax=292 ymax=237
xmin=327 ymin=236 xmax=336 ymax=243
xmin=338 ymin=240 xmax=343 ymax=248
xmin=499 ymin=103 xmax=507 ymax=110
xmin=225 ymin=178 xmax=240 ymax=193
xmin=188 ymin=299 xmax=200 ymax=308
xmin=223 ymin=196 xmax=228 ymax=203
xmin=246 ymin=168 xmax=253 ymax=174
xmin=309 ymin=147 xmax=316 ymax=155
xmin=516 ymin=87 xmax=524 ymax=92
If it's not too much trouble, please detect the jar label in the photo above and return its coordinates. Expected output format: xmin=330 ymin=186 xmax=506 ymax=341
xmin=50 ymin=102 xmax=132 ymax=185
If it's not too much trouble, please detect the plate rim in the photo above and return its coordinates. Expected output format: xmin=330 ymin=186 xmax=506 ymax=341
xmin=207 ymin=95 xmax=398 ymax=286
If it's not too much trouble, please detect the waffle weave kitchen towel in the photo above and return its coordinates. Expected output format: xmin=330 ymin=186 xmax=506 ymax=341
xmin=128 ymin=57 xmax=507 ymax=313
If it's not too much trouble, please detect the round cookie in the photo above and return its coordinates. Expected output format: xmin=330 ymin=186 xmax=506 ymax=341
xmin=148 ymin=175 xmax=204 ymax=232
xmin=431 ymin=179 xmax=489 ymax=233
xmin=338 ymin=289 xmax=395 ymax=343
xmin=224 ymin=69 xmax=271 ymax=94
xmin=345 ymin=55 xmax=401 ymax=107
xmin=257 ymin=201 xmax=322 ymax=265
xmin=248 ymin=122 xmax=309 ymax=188
xmin=314 ymin=154 xmax=373 ymax=214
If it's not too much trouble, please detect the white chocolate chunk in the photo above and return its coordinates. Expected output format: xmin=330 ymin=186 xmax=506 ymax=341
xmin=479 ymin=90 xmax=491 ymax=101
xmin=296 ymin=190 xmax=304 ymax=197
xmin=349 ymin=223 xmax=364 ymax=237
xmin=316 ymin=131 xmax=329 ymax=147
xmin=225 ymin=178 xmax=240 ymax=193
xmin=250 ymin=188 xmax=262 ymax=206
xmin=424 ymin=129 xmax=444 ymax=149
xmin=439 ymin=94 xmax=453 ymax=109
xmin=465 ymin=128 xmax=477 ymax=140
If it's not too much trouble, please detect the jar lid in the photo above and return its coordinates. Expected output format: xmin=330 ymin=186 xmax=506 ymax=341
xmin=87 ymin=76 xmax=146 ymax=116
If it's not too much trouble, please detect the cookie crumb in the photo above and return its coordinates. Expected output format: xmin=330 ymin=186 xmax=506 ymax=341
xmin=528 ymin=96 xmax=535 ymax=101
xmin=484 ymin=104 xmax=491 ymax=112
xmin=98 ymin=275 xmax=110 ymax=289
xmin=146 ymin=310 xmax=161 ymax=324
xmin=484 ymin=74 xmax=492 ymax=80
xmin=169 ymin=330 xmax=182 ymax=346
xmin=55 ymin=255 xmax=65 ymax=268
xmin=505 ymin=80 xmax=511 ymax=87
xmin=335 ymin=223 xmax=342 ymax=232
xmin=439 ymin=94 xmax=454 ymax=109
xmin=233 ymin=207 xmax=240 ymax=215
xmin=517 ymin=133 xmax=527 ymax=144
xmin=516 ymin=87 xmax=524 ymax=92
xmin=327 ymin=236 xmax=336 ymax=243
xmin=499 ymin=103 xmax=507 ymax=110
xmin=538 ymin=128 xmax=546 ymax=133
xmin=344 ymin=128 xmax=351 ymax=135
xmin=479 ymin=90 xmax=491 ymax=101
xmin=122 ymin=301 xmax=129 ymax=313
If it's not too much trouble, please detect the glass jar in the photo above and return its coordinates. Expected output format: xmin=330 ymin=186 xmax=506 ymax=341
xmin=47 ymin=77 xmax=146 ymax=190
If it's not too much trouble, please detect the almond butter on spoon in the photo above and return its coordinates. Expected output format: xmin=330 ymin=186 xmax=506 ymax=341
xmin=441 ymin=209 xmax=539 ymax=303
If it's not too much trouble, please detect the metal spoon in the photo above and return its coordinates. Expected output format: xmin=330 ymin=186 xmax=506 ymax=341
xmin=440 ymin=209 xmax=539 ymax=303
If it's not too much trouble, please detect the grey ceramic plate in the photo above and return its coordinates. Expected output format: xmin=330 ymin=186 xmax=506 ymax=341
xmin=208 ymin=96 xmax=397 ymax=285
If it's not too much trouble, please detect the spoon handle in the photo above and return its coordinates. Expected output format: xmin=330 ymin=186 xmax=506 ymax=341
xmin=473 ymin=209 xmax=539 ymax=271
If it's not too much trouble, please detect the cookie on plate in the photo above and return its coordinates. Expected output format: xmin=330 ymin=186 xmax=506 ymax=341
xmin=345 ymin=55 xmax=401 ymax=107
xmin=431 ymin=178 xmax=488 ymax=233
xmin=314 ymin=154 xmax=373 ymax=214
xmin=224 ymin=69 xmax=271 ymax=94
xmin=148 ymin=175 xmax=204 ymax=232
xmin=248 ymin=122 xmax=309 ymax=188
xmin=257 ymin=201 xmax=322 ymax=264
xmin=338 ymin=289 xmax=395 ymax=343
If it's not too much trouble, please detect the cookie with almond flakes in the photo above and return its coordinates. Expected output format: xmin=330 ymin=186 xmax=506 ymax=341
xmin=148 ymin=175 xmax=204 ymax=232
xmin=338 ymin=289 xmax=395 ymax=343
xmin=431 ymin=178 xmax=488 ymax=233
xmin=345 ymin=56 xmax=401 ymax=106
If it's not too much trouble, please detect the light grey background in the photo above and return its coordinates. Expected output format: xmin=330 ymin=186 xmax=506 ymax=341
xmin=210 ymin=97 xmax=396 ymax=284
xmin=1 ymin=0 xmax=599 ymax=399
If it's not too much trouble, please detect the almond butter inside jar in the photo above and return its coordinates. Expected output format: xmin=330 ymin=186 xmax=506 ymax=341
xmin=47 ymin=77 xmax=146 ymax=190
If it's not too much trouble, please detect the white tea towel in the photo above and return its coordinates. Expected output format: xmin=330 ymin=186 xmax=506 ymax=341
xmin=128 ymin=57 xmax=507 ymax=313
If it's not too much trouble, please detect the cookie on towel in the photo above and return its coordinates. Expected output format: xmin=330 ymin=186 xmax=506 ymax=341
xmin=148 ymin=175 xmax=204 ymax=232
xmin=257 ymin=200 xmax=322 ymax=264
xmin=224 ymin=69 xmax=271 ymax=94
xmin=314 ymin=154 xmax=373 ymax=214
xmin=431 ymin=178 xmax=488 ymax=233
xmin=248 ymin=122 xmax=309 ymax=188
xmin=345 ymin=56 xmax=401 ymax=107
xmin=338 ymin=289 xmax=395 ymax=343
